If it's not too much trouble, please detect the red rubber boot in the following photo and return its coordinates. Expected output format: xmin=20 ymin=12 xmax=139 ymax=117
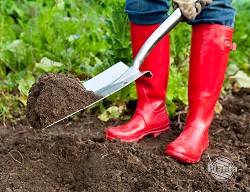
xmin=165 ymin=24 xmax=235 ymax=163
xmin=105 ymin=23 xmax=170 ymax=142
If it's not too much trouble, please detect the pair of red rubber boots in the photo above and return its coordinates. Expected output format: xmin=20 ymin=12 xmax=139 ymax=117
xmin=106 ymin=23 xmax=235 ymax=163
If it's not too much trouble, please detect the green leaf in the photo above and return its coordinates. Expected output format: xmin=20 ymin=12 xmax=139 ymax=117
xmin=54 ymin=0 xmax=65 ymax=10
xmin=18 ymin=74 xmax=35 ymax=97
xmin=6 ymin=40 xmax=26 ymax=53
xmin=18 ymin=95 xmax=28 ymax=106
xmin=227 ymin=63 xmax=239 ymax=76
xmin=228 ymin=70 xmax=250 ymax=88
xmin=166 ymin=99 xmax=177 ymax=119
xmin=98 ymin=106 xmax=123 ymax=122
xmin=35 ymin=57 xmax=63 ymax=72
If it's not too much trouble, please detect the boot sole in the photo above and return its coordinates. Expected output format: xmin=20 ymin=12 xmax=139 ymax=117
xmin=165 ymin=150 xmax=200 ymax=163
xmin=165 ymin=143 xmax=209 ymax=163
xmin=106 ymin=124 xmax=170 ymax=142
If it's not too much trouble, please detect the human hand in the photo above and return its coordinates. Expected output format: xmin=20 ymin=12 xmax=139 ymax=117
xmin=173 ymin=0 xmax=213 ymax=21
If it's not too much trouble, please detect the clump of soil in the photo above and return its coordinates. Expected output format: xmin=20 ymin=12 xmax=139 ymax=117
xmin=26 ymin=73 xmax=102 ymax=129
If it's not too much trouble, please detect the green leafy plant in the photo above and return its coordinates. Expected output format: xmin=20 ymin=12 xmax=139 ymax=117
xmin=224 ymin=0 xmax=250 ymax=89
xmin=230 ymin=0 xmax=250 ymax=75
xmin=0 ymin=0 xmax=112 ymax=124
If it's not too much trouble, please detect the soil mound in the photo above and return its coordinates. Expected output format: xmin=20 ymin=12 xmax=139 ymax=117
xmin=26 ymin=73 xmax=102 ymax=129
xmin=1 ymin=89 xmax=249 ymax=191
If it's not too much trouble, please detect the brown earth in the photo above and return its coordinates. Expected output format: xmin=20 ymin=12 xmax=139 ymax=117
xmin=0 ymin=88 xmax=249 ymax=192
xmin=26 ymin=73 xmax=102 ymax=129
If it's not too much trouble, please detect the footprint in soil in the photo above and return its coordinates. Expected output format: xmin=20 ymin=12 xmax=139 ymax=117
xmin=26 ymin=73 xmax=102 ymax=129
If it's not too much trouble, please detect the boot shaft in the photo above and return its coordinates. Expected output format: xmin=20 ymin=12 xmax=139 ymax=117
xmin=130 ymin=23 xmax=170 ymax=111
xmin=187 ymin=24 xmax=235 ymax=126
xmin=189 ymin=24 xmax=235 ymax=99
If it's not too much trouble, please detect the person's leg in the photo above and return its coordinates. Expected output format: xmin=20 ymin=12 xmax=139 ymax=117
xmin=188 ymin=0 xmax=236 ymax=27
xmin=165 ymin=0 xmax=236 ymax=163
xmin=105 ymin=0 xmax=171 ymax=142
xmin=125 ymin=0 xmax=170 ymax=25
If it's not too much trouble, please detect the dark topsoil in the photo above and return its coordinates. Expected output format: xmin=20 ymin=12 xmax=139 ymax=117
xmin=26 ymin=73 xmax=102 ymax=129
xmin=0 ymin=88 xmax=249 ymax=192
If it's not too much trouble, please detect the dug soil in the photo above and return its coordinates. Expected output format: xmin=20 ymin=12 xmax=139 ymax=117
xmin=26 ymin=73 xmax=102 ymax=129
xmin=0 ymin=89 xmax=249 ymax=192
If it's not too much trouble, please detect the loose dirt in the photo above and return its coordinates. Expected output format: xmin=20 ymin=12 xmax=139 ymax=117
xmin=26 ymin=73 xmax=102 ymax=129
xmin=0 ymin=89 xmax=249 ymax=192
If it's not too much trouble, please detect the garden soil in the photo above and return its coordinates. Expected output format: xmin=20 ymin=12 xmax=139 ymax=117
xmin=26 ymin=73 xmax=102 ymax=129
xmin=0 ymin=89 xmax=249 ymax=192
